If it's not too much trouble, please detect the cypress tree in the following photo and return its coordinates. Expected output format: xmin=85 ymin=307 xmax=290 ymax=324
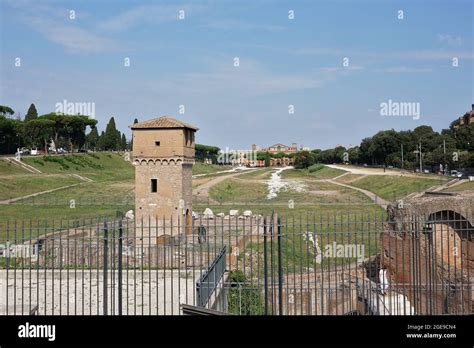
xmin=121 ymin=133 xmax=127 ymax=150
xmin=103 ymin=117 xmax=120 ymax=150
xmin=25 ymin=104 xmax=38 ymax=121
xmin=86 ymin=127 xmax=100 ymax=150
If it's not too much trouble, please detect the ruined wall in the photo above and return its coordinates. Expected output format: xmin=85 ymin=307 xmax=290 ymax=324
xmin=381 ymin=192 xmax=474 ymax=314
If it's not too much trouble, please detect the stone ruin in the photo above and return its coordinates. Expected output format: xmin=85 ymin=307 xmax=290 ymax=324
xmin=376 ymin=190 xmax=474 ymax=314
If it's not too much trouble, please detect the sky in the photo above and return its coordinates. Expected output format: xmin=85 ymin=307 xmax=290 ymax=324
xmin=0 ymin=0 xmax=472 ymax=151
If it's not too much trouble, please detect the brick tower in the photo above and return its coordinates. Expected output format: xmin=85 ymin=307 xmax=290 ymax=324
xmin=131 ymin=116 xmax=198 ymax=239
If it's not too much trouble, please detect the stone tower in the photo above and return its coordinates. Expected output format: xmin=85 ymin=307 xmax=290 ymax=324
xmin=131 ymin=116 xmax=198 ymax=239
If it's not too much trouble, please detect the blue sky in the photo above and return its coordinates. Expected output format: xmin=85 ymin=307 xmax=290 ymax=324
xmin=0 ymin=0 xmax=472 ymax=150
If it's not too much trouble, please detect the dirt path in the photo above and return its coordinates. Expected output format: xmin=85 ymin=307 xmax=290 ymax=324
xmin=193 ymin=172 xmax=248 ymax=204
xmin=429 ymin=178 xmax=464 ymax=192
xmin=326 ymin=179 xmax=390 ymax=209
xmin=327 ymin=164 xmax=421 ymax=177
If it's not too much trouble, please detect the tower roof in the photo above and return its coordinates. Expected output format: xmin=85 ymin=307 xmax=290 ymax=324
xmin=130 ymin=116 xmax=198 ymax=130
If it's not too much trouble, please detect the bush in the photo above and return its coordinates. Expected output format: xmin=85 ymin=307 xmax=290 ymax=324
xmin=308 ymin=163 xmax=324 ymax=173
xmin=227 ymin=270 xmax=265 ymax=315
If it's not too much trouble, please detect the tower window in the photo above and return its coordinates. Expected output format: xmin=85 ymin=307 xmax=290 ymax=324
xmin=151 ymin=179 xmax=157 ymax=193
xmin=155 ymin=141 xmax=160 ymax=146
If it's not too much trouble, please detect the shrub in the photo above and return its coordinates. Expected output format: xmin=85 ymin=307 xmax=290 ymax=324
xmin=308 ymin=163 xmax=324 ymax=173
xmin=227 ymin=270 xmax=265 ymax=315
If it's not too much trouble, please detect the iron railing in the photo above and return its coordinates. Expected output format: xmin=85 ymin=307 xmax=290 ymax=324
xmin=196 ymin=245 xmax=226 ymax=308
xmin=0 ymin=209 xmax=472 ymax=316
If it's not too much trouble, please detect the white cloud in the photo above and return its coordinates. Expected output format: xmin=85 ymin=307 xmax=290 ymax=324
xmin=154 ymin=59 xmax=324 ymax=97
xmin=28 ymin=17 xmax=118 ymax=53
xmin=437 ymin=34 xmax=462 ymax=47
xmin=295 ymin=48 xmax=473 ymax=60
xmin=375 ymin=66 xmax=432 ymax=73
xmin=202 ymin=19 xmax=286 ymax=31
xmin=98 ymin=5 xmax=187 ymax=32
xmin=319 ymin=65 xmax=365 ymax=72
xmin=5 ymin=0 xmax=119 ymax=53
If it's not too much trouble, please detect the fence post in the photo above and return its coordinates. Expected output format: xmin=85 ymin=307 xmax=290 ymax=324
xmin=103 ymin=221 xmax=108 ymax=316
xmin=277 ymin=215 xmax=282 ymax=315
xmin=263 ymin=216 xmax=268 ymax=316
xmin=118 ymin=220 xmax=123 ymax=316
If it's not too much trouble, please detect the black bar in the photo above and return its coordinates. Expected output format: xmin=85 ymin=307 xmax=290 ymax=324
xmin=103 ymin=221 xmax=108 ymax=316
xmin=277 ymin=216 xmax=282 ymax=316
xmin=181 ymin=304 xmax=229 ymax=315
xmin=118 ymin=220 xmax=123 ymax=316
xmin=263 ymin=216 xmax=268 ymax=316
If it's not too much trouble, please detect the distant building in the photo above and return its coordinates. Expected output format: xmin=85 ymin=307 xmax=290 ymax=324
xmin=270 ymin=157 xmax=294 ymax=167
xmin=246 ymin=159 xmax=265 ymax=167
xmin=251 ymin=144 xmax=260 ymax=151
xmin=451 ymin=104 xmax=474 ymax=128
xmin=261 ymin=143 xmax=298 ymax=154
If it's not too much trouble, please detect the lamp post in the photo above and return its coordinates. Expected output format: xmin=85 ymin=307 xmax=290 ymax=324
xmin=443 ymin=138 xmax=446 ymax=175
xmin=401 ymin=143 xmax=404 ymax=169
xmin=420 ymin=141 xmax=423 ymax=173
xmin=16 ymin=133 xmax=20 ymax=159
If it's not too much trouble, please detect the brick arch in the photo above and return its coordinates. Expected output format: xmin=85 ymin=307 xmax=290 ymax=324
xmin=387 ymin=196 xmax=474 ymax=236
xmin=427 ymin=210 xmax=473 ymax=241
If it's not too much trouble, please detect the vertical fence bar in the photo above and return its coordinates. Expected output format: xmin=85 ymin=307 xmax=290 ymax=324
xmin=263 ymin=216 xmax=268 ymax=316
xmin=118 ymin=220 xmax=123 ymax=316
xmin=103 ymin=221 xmax=108 ymax=316
xmin=277 ymin=215 xmax=282 ymax=316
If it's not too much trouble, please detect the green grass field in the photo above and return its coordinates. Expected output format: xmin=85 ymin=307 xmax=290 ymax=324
xmin=282 ymin=166 xmax=346 ymax=180
xmin=0 ymin=160 xmax=30 ymax=175
xmin=0 ymin=153 xmax=134 ymax=236
xmin=235 ymin=168 xmax=273 ymax=180
xmin=22 ymin=152 xmax=133 ymax=181
xmin=0 ymin=175 xmax=83 ymax=201
xmin=192 ymin=162 xmax=232 ymax=175
xmin=442 ymin=180 xmax=474 ymax=192
xmin=209 ymin=178 xmax=268 ymax=203
xmin=350 ymin=175 xmax=447 ymax=200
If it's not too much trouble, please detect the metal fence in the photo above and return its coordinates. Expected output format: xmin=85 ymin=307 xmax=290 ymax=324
xmin=0 ymin=209 xmax=472 ymax=316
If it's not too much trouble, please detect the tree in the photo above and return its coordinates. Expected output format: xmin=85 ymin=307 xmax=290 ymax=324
xmin=86 ymin=127 xmax=100 ymax=150
xmin=40 ymin=113 xmax=97 ymax=151
xmin=195 ymin=144 xmax=221 ymax=163
xmin=24 ymin=119 xmax=55 ymax=152
xmin=121 ymin=133 xmax=127 ymax=150
xmin=25 ymin=104 xmax=38 ymax=122
xmin=294 ymin=150 xmax=313 ymax=169
xmin=101 ymin=117 xmax=121 ymax=151
xmin=98 ymin=131 xmax=106 ymax=151
xmin=0 ymin=115 xmax=22 ymax=154
xmin=0 ymin=105 xmax=15 ymax=116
